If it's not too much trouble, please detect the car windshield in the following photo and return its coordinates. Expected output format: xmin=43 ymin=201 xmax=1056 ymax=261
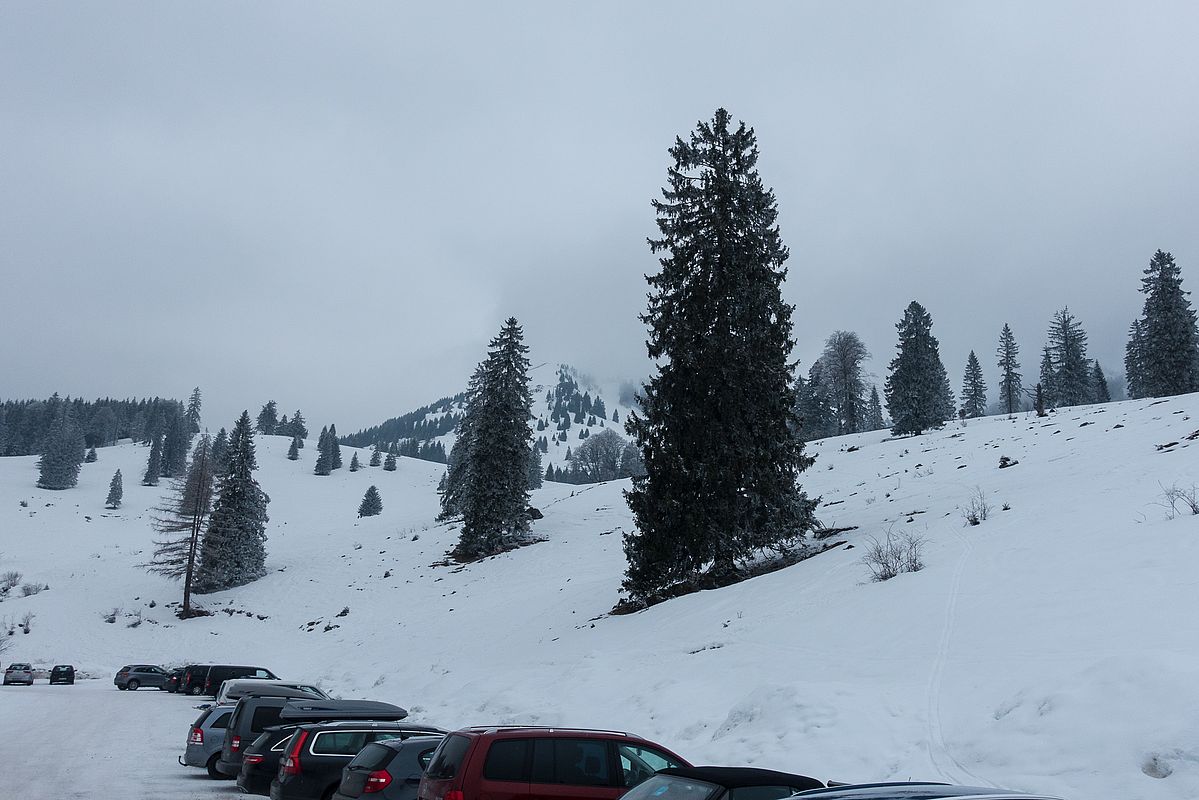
xmin=623 ymin=775 xmax=722 ymax=800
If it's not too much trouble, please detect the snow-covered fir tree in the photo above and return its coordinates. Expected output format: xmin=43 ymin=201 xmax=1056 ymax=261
xmin=624 ymin=109 xmax=817 ymax=602
xmin=795 ymin=362 xmax=837 ymax=442
xmin=84 ymin=446 xmax=98 ymax=463
xmin=145 ymin=434 xmax=214 ymax=616
xmin=159 ymin=412 xmax=192 ymax=478
xmin=1135 ymin=249 xmax=1199 ymax=397
xmin=349 ymin=452 xmax=361 ymax=472
xmin=287 ymin=436 xmax=301 ymax=461
xmin=1045 ymin=307 xmax=1091 ymax=407
xmin=211 ymin=427 xmax=229 ymax=475
xmin=105 ymin=469 xmax=123 ymax=509
xmin=1092 ymin=362 xmax=1111 ymax=403
xmin=452 ymin=318 xmax=536 ymax=561
xmin=287 ymin=410 xmax=309 ymax=443
xmin=961 ymin=350 xmax=987 ymax=418
xmin=885 ymin=301 xmax=951 ymax=435
xmin=358 ymin=485 xmax=383 ymax=517
xmin=142 ymin=433 xmax=163 ymax=486
xmin=863 ymin=385 xmax=885 ymax=431
xmin=328 ymin=424 xmax=342 ymax=470
xmin=527 ymin=447 xmax=542 ymax=489
xmin=1125 ymin=319 xmax=1147 ymax=399
xmin=313 ymin=426 xmax=332 ymax=475
xmin=369 ymin=444 xmax=382 ymax=467
xmin=194 ymin=411 xmax=269 ymax=593
xmin=1039 ymin=346 xmax=1058 ymax=409
xmin=36 ymin=409 xmax=85 ymax=490
xmin=997 ymin=323 xmax=1023 ymax=416
xmin=255 ymin=401 xmax=278 ymax=435
xmin=383 ymin=452 xmax=397 ymax=471
xmin=185 ymin=387 xmax=202 ymax=434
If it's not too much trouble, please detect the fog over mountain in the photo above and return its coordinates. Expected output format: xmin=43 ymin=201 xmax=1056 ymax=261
xmin=3 ymin=2 xmax=1197 ymax=428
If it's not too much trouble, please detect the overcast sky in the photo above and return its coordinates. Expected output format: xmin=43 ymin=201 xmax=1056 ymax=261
xmin=3 ymin=1 xmax=1198 ymax=433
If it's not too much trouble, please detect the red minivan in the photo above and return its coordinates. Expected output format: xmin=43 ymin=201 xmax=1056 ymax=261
xmin=419 ymin=727 xmax=690 ymax=800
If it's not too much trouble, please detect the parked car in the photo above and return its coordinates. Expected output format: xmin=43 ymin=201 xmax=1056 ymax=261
xmin=620 ymin=767 xmax=823 ymax=800
xmin=218 ymin=678 xmax=328 ymax=705
xmin=792 ymin=783 xmax=1063 ymax=799
xmin=49 ymin=664 xmax=75 ymax=685
xmin=246 ymin=722 xmax=441 ymax=798
xmin=217 ymin=694 xmax=398 ymax=779
xmin=182 ymin=703 xmax=237 ymax=778
xmin=165 ymin=667 xmax=186 ymax=692
xmin=418 ymin=726 xmax=691 ymax=800
xmin=333 ymin=734 xmax=445 ymax=800
xmin=203 ymin=663 xmax=279 ymax=697
xmin=3 ymin=663 xmax=35 ymax=685
xmin=113 ymin=664 xmax=168 ymax=690
xmin=181 ymin=664 xmax=214 ymax=696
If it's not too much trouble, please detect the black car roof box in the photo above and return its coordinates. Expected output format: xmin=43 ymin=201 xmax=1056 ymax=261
xmin=278 ymin=699 xmax=408 ymax=722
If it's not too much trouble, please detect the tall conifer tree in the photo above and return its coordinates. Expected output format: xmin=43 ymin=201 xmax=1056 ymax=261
xmin=145 ymin=434 xmax=214 ymax=616
xmin=961 ymin=351 xmax=987 ymax=418
xmin=195 ymin=412 xmax=269 ymax=592
xmin=105 ymin=469 xmax=123 ymax=509
xmin=1046 ymin=307 xmax=1091 ymax=407
xmin=36 ymin=409 xmax=84 ymax=490
xmin=997 ymin=323 xmax=1023 ymax=416
xmin=142 ymin=433 xmax=163 ymax=486
xmin=623 ymin=109 xmax=816 ymax=600
xmin=885 ymin=301 xmax=951 ymax=435
xmin=1136 ymin=249 xmax=1199 ymax=396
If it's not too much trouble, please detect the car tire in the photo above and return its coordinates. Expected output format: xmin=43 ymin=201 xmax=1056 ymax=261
xmin=206 ymin=754 xmax=225 ymax=779
xmin=118 ymin=684 xmax=127 ymax=690
xmin=127 ymin=679 xmax=140 ymax=690
xmin=190 ymin=685 xmax=203 ymax=696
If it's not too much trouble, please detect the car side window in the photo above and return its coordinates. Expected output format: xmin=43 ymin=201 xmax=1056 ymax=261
xmin=254 ymin=669 xmax=271 ymax=678
xmin=418 ymin=747 xmax=438 ymax=771
xmin=617 ymin=745 xmax=685 ymax=788
xmin=312 ymin=731 xmax=371 ymax=755
xmin=211 ymin=711 xmax=233 ymax=729
xmin=484 ymin=739 xmax=530 ymax=781
xmin=532 ymin=739 xmax=612 ymax=786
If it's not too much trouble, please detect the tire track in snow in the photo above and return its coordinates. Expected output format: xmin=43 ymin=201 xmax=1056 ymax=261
xmin=925 ymin=532 xmax=995 ymax=788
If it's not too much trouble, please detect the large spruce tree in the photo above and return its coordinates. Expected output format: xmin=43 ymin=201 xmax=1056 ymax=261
xmin=195 ymin=411 xmax=269 ymax=593
xmin=105 ymin=469 xmax=123 ymax=509
xmin=1125 ymin=319 xmax=1147 ymax=399
xmin=358 ymin=485 xmax=383 ymax=517
xmin=1039 ymin=346 xmax=1058 ymax=409
xmin=885 ymin=301 xmax=951 ymax=435
xmin=623 ymin=109 xmax=816 ymax=601
xmin=452 ymin=318 xmax=535 ymax=561
xmin=996 ymin=323 xmax=1022 ymax=416
xmin=863 ymin=385 xmax=886 ymax=431
xmin=185 ymin=387 xmax=203 ymax=434
xmin=1135 ymin=249 xmax=1199 ymax=397
xmin=313 ymin=426 xmax=332 ymax=475
xmin=328 ymin=424 xmax=343 ymax=470
xmin=961 ymin=350 xmax=987 ymax=418
xmin=1045 ymin=307 xmax=1091 ymax=407
xmin=142 ymin=433 xmax=163 ymax=486
xmin=256 ymin=401 xmax=278 ymax=435
xmin=36 ymin=409 xmax=84 ymax=490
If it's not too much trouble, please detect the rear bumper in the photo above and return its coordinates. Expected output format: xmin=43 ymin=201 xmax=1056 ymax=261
xmin=183 ymin=744 xmax=213 ymax=768
xmin=217 ymin=758 xmax=240 ymax=777
xmin=238 ymin=766 xmax=275 ymax=796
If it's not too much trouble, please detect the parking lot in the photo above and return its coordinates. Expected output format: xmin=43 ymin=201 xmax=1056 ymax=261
xmin=0 ymin=679 xmax=242 ymax=800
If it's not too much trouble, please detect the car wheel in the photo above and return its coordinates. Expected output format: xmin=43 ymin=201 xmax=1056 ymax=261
xmin=190 ymin=685 xmax=203 ymax=696
xmin=206 ymin=754 xmax=226 ymax=780
xmin=118 ymin=684 xmax=127 ymax=690
xmin=127 ymin=679 xmax=140 ymax=690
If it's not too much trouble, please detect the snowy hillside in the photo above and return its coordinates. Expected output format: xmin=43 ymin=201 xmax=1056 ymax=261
xmin=3 ymin=394 xmax=1199 ymax=799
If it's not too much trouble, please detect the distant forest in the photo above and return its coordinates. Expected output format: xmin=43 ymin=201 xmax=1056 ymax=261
xmin=0 ymin=394 xmax=185 ymax=456
xmin=339 ymin=394 xmax=464 ymax=464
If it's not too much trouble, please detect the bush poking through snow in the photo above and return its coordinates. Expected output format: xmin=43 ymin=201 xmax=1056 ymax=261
xmin=963 ymin=486 xmax=992 ymax=526
xmin=862 ymin=529 xmax=926 ymax=582
xmin=1159 ymin=482 xmax=1199 ymax=519
xmin=102 ymin=607 xmax=120 ymax=624
xmin=0 ymin=571 xmax=21 ymax=598
xmin=20 ymin=611 xmax=34 ymax=634
xmin=20 ymin=583 xmax=47 ymax=597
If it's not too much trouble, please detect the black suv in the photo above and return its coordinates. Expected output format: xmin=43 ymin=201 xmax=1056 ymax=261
xmin=180 ymin=664 xmax=213 ymax=696
xmin=217 ymin=689 xmax=337 ymax=778
xmin=204 ymin=664 xmax=278 ymax=697
xmin=333 ymin=735 xmax=445 ymax=800
xmin=241 ymin=721 xmax=441 ymax=796
xmin=49 ymin=665 xmax=75 ymax=685
xmin=273 ymin=721 xmax=442 ymax=800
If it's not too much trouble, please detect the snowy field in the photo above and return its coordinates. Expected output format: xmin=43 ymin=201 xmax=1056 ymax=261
xmin=2 ymin=394 xmax=1199 ymax=799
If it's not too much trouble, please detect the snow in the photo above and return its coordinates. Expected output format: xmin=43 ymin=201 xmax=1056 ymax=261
xmin=3 ymin=395 xmax=1199 ymax=799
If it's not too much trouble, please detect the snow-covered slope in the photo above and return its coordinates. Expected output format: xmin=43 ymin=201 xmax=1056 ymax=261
xmin=2 ymin=395 xmax=1199 ymax=799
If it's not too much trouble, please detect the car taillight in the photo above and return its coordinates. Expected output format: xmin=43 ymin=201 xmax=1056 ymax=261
xmin=245 ymin=754 xmax=264 ymax=765
xmin=231 ymin=735 xmax=241 ymax=752
xmin=363 ymin=770 xmax=393 ymax=793
xmin=445 ymin=790 xmax=465 ymax=800
xmin=281 ymin=730 xmax=309 ymax=776
xmin=189 ymin=727 xmax=204 ymax=745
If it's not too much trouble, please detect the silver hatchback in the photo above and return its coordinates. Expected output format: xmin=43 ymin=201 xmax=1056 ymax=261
xmin=182 ymin=703 xmax=236 ymax=778
xmin=3 ymin=663 xmax=34 ymax=685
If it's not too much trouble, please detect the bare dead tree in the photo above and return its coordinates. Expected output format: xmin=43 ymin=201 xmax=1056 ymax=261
xmin=142 ymin=434 xmax=214 ymax=617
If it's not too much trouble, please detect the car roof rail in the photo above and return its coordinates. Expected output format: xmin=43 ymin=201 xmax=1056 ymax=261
xmin=465 ymin=725 xmax=633 ymax=737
